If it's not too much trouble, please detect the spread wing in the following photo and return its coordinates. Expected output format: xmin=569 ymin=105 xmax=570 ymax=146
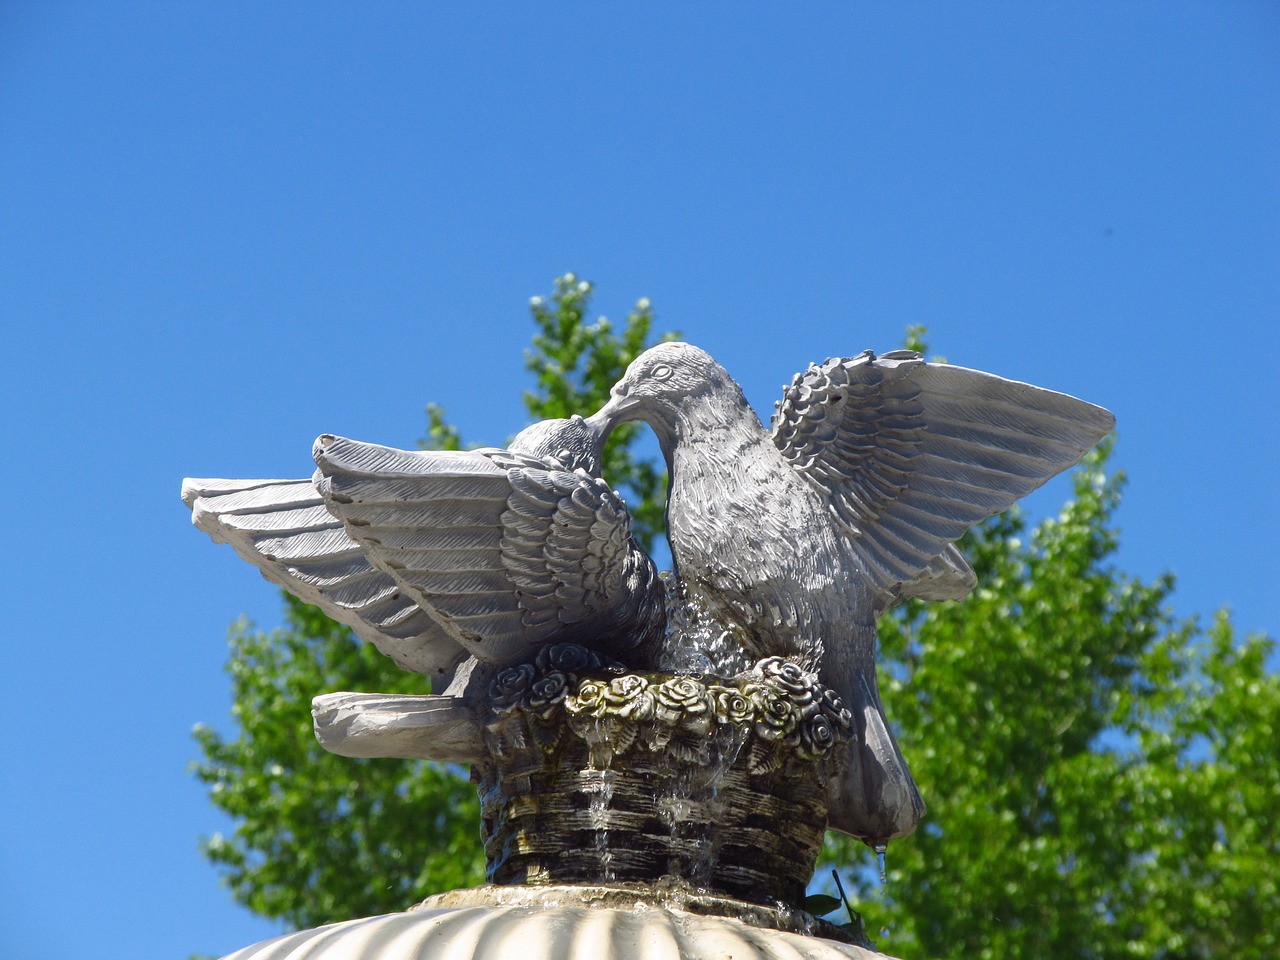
xmin=770 ymin=350 xmax=1115 ymax=599
xmin=313 ymin=435 xmax=665 ymax=667
xmin=182 ymin=478 xmax=465 ymax=678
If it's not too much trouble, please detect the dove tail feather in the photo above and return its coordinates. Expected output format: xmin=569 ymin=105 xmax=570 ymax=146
xmin=826 ymin=663 xmax=925 ymax=843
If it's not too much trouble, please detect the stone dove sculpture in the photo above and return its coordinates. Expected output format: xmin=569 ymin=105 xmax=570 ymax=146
xmin=593 ymin=342 xmax=1115 ymax=843
xmin=184 ymin=415 xmax=667 ymax=755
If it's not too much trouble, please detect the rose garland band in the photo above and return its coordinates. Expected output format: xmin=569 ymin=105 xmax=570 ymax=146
xmin=485 ymin=643 xmax=855 ymax=767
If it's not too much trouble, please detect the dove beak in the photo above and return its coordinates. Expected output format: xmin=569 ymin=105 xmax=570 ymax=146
xmin=590 ymin=383 xmax=643 ymax=433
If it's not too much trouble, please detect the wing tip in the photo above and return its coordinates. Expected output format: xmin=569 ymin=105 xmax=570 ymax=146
xmin=312 ymin=433 xmax=344 ymax=468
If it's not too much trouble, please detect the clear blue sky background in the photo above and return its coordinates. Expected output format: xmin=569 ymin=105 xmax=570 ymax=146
xmin=1 ymin=3 xmax=1276 ymax=958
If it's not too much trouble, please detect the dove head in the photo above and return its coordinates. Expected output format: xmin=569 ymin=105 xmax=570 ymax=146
xmin=591 ymin=342 xmax=744 ymax=444
xmin=509 ymin=414 xmax=606 ymax=474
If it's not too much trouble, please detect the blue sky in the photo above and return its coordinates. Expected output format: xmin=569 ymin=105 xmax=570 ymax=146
xmin=1 ymin=3 xmax=1276 ymax=958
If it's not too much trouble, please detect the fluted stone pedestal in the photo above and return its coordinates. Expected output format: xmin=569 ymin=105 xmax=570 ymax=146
xmin=223 ymin=891 xmax=893 ymax=960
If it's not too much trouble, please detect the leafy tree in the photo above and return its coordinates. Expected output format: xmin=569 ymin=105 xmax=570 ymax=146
xmin=191 ymin=275 xmax=674 ymax=929
xmin=192 ymin=602 xmax=478 ymax=926
xmin=818 ymin=337 xmax=1278 ymax=960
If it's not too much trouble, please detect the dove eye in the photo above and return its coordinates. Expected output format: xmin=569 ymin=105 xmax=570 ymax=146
xmin=650 ymin=364 xmax=674 ymax=381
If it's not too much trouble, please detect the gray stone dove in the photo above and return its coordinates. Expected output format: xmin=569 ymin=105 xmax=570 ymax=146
xmin=183 ymin=415 xmax=667 ymax=693
xmin=593 ymin=342 xmax=1115 ymax=843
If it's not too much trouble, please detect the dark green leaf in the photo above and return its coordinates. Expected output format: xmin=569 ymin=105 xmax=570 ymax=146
xmin=804 ymin=894 xmax=844 ymax=916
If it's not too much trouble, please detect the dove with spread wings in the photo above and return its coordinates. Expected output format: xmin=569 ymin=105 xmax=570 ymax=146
xmin=592 ymin=342 xmax=1115 ymax=843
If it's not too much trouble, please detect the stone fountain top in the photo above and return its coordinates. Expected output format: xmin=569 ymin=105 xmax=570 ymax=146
xmin=186 ymin=343 xmax=1113 ymax=957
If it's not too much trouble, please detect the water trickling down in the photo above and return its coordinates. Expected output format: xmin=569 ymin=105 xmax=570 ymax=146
xmin=581 ymin=720 xmax=618 ymax=882
xmin=479 ymin=642 xmax=844 ymax=909
xmin=655 ymin=713 xmax=749 ymax=888
xmin=654 ymin=575 xmax=757 ymax=885
xmin=873 ymin=843 xmax=894 ymax=946
xmin=660 ymin=573 xmax=755 ymax=676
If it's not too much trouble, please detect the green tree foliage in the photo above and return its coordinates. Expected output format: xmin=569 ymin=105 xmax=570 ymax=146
xmin=819 ymin=341 xmax=1278 ymax=960
xmin=192 ymin=602 xmax=478 ymax=926
xmin=191 ymin=275 xmax=674 ymax=929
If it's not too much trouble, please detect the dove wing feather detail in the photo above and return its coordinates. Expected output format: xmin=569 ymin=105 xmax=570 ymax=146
xmin=503 ymin=467 xmax=664 ymax=640
xmin=181 ymin=477 xmax=462 ymax=678
xmin=313 ymin=435 xmax=665 ymax=667
xmin=771 ymin=350 xmax=1115 ymax=600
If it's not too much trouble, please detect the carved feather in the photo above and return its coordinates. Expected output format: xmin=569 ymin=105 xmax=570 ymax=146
xmin=185 ymin=416 xmax=667 ymax=681
xmin=182 ymin=477 xmax=463 ymax=678
xmin=770 ymin=351 xmax=1114 ymax=600
xmin=311 ymin=433 xmax=665 ymax=667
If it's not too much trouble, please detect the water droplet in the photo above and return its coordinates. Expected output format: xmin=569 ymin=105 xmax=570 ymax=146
xmin=880 ymin=926 xmax=892 ymax=939
xmin=874 ymin=843 xmax=888 ymax=885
